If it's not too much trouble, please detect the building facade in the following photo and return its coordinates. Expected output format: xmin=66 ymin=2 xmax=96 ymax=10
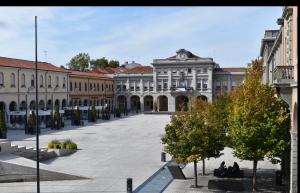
xmin=113 ymin=49 xmax=246 ymax=112
xmin=261 ymin=6 xmax=297 ymax=193
xmin=0 ymin=57 xmax=69 ymax=129
xmin=68 ymin=70 xmax=114 ymax=119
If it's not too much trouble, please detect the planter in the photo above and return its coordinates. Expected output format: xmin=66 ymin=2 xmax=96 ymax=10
xmin=52 ymin=148 xmax=76 ymax=156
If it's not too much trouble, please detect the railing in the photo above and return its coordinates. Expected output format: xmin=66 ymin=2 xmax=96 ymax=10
xmin=273 ymin=65 xmax=294 ymax=85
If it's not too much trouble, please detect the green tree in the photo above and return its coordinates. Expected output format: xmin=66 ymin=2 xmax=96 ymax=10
xmin=229 ymin=59 xmax=290 ymax=191
xmin=73 ymin=108 xmax=81 ymax=125
xmin=108 ymin=60 xmax=120 ymax=68
xmin=90 ymin=57 xmax=109 ymax=69
xmin=90 ymin=105 xmax=97 ymax=122
xmin=28 ymin=111 xmax=37 ymax=134
xmin=162 ymin=99 xmax=225 ymax=187
xmin=0 ymin=109 xmax=7 ymax=138
xmin=53 ymin=106 xmax=61 ymax=129
xmin=67 ymin=53 xmax=90 ymax=71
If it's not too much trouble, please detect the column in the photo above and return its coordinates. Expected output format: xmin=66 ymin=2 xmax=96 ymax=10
xmin=208 ymin=67 xmax=213 ymax=90
xmin=153 ymin=70 xmax=157 ymax=92
xmin=134 ymin=80 xmax=136 ymax=92
xmin=290 ymin=132 xmax=298 ymax=192
xmin=140 ymin=96 xmax=144 ymax=112
xmin=140 ymin=79 xmax=144 ymax=93
xmin=227 ymin=76 xmax=232 ymax=92
xmin=192 ymin=68 xmax=197 ymax=90
xmin=168 ymin=68 xmax=172 ymax=91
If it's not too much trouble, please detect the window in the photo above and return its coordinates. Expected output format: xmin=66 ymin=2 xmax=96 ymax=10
xmin=215 ymin=80 xmax=221 ymax=91
xmin=90 ymin=83 xmax=92 ymax=90
xmin=172 ymin=80 xmax=176 ymax=88
xmin=197 ymin=69 xmax=201 ymax=74
xmin=149 ymin=82 xmax=153 ymax=91
xmin=187 ymin=79 xmax=192 ymax=87
xmin=157 ymin=80 xmax=162 ymax=91
xmin=0 ymin=72 xmax=4 ymax=86
xmin=11 ymin=73 xmax=16 ymax=87
xmin=130 ymin=81 xmax=134 ymax=91
xmin=39 ymin=75 xmax=43 ymax=87
xmin=30 ymin=74 xmax=34 ymax=87
xmin=122 ymin=85 xmax=127 ymax=90
xmin=231 ymin=81 xmax=237 ymax=90
xmin=79 ymin=82 xmax=82 ymax=91
xmin=85 ymin=83 xmax=87 ymax=91
xmin=48 ymin=76 xmax=52 ymax=88
xmin=94 ymin=83 xmax=96 ymax=91
xmin=70 ymin=82 xmax=73 ymax=91
xmin=62 ymin=77 xmax=66 ymax=88
xmin=188 ymin=68 xmax=192 ymax=74
xmin=74 ymin=82 xmax=77 ymax=90
xmin=97 ymin=84 xmax=99 ymax=91
xmin=55 ymin=76 xmax=59 ymax=87
xmin=222 ymin=81 xmax=227 ymax=91
xmin=102 ymin=84 xmax=104 ymax=91
xmin=203 ymin=68 xmax=207 ymax=73
xmin=21 ymin=74 xmax=26 ymax=87
xmin=163 ymin=70 xmax=167 ymax=74
xmin=163 ymin=81 xmax=168 ymax=90
xmin=172 ymin=69 xmax=177 ymax=74
xmin=203 ymin=79 xmax=208 ymax=90
xmin=196 ymin=80 xmax=201 ymax=90
xmin=143 ymin=81 xmax=148 ymax=91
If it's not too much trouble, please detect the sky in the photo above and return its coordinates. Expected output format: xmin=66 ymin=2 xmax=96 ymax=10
xmin=0 ymin=7 xmax=282 ymax=68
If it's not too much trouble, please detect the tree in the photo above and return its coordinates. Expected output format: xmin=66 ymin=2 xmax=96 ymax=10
xmin=162 ymin=99 xmax=225 ymax=187
xmin=73 ymin=108 xmax=81 ymax=125
xmin=66 ymin=53 xmax=90 ymax=71
xmin=90 ymin=105 xmax=97 ymax=122
xmin=229 ymin=58 xmax=290 ymax=192
xmin=53 ymin=106 xmax=61 ymax=129
xmin=27 ymin=111 xmax=37 ymax=134
xmin=0 ymin=109 xmax=7 ymax=139
xmin=90 ymin=57 xmax=120 ymax=69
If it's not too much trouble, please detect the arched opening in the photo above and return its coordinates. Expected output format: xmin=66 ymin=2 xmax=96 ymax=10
xmin=117 ymin=95 xmax=127 ymax=111
xmin=0 ymin=102 xmax=6 ymax=111
xmin=55 ymin=99 xmax=60 ymax=109
xmin=176 ymin=95 xmax=189 ymax=111
xmin=9 ymin=101 xmax=17 ymax=111
xmin=130 ymin=95 xmax=140 ymax=112
xmin=157 ymin=95 xmax=168 ymax=111
xmin=84 ymin=99 xmax=88 ymax=106
xmin=69 ymin=100 xmax=73 ymax=107
xmin=197 ymin=95 xmax=208 ymax=102
xmin=78 ymin=100 xmax=82 ymax=106
xmin=19 ymin=101 xmax=26 ymax=111
xmin=46 ymin=100 xmax=52 ymax=110
xmin=62 ymin=99 xmax=67 ymax=108
xmin=144 ymin=95 xmax=153 ymax=111
xmin=29 ymin=100 xmax=36 ymax=110
xmin=38 ymin=100 xmax=45 ymax=110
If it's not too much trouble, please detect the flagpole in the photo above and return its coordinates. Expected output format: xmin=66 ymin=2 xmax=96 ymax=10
xmin=35 ymin=15 xmax=40 ymax=193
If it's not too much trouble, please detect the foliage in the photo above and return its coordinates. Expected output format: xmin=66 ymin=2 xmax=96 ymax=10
xmin=0 ymin=109 xmax=7 ymax=135
xmin=48 ymin=139 xmax=77 ymax=150
xmin=90 ymin=105 xmax=97 ymax=122
xmin=90 ymin=57 xmax=120 ymax=69
xmin=53 ymin=106 xmax=61 ymax=129
xmin=66 ymin=53 xmax=90 ymax=71
xmin=229 ymin=58 xmax=290 ymax=191
xmin=154 ymin=101 xmax=158 ymax=112
xmin=27 ymin=111 xmax=37 ymax=134
xmin=73 ymin=108 xmax=81 ymax=125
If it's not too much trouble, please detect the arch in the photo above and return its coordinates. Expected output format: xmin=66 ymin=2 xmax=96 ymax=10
xmin=9 ymin=101 xmax=17 ymax=111
xmin=48 ymin=75 xmax=52 ymax=87
xmin=40 ymin=75 xmax=43 ymax=87
xmin=31 ymin=74 xmax=35 ymax=87
xmin=197 ymin=95 xmax=208 ymax=102
xmin=55 ymin=99 xmax=60 ymax=108
xmin=144 ymin=95 xmax=153 ymax=111
xmin=62 ymin=99 xmax=67 ymax=108
xmin=78 ymin=100 xmax=82 ymax=106
xmin=0 ymin=72 xmax=4 ymax=85
xmin=175 ymin=95 xmax=189 ymax=111
xmin=117 ymin=95 xmax=127 ymax=111
xmin=0 ymin=101 xmax=6 ymax=111
xmin=39 ymin=100 xmax=45 ymax=110
xmin=130 ymin=95 xmax=140 ymax=111
xmin=157 ymin=95 xmax=168 ymax=111
xmin=20 ymin=101 xmax=26 ymax=111
xmin=46 ymin=100 xmax=52 ymax=110
xmin=21 ymin=73 xmax=26 ymax=86
xmin=29 ymin=100 xmax=36 ymax=110
xmin=84 ymin=99 xmax=88 ymax=106
xmin=293 ymin=102 xmax=297 ymax=132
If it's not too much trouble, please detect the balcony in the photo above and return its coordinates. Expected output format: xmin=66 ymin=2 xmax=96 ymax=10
xmin=273 ymin=65 xmax=294 ymax=86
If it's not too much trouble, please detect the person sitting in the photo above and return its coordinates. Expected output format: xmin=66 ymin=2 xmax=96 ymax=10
xmin=231 ymin=162 xmax=240 ymax=174
xmin=218 ymin=161 xmax=227 ymax=177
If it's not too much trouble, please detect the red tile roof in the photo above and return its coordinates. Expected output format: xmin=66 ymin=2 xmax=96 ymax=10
xmin=127 ymin=66 xmax=153 ymax=74
xmin=68 ymin=69 xmax=112 ymax=80
xmin=0 ymin=56 xmax=69 ymax=72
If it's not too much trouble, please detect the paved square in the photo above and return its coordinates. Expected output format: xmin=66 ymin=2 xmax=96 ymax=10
xmin=0 ymin=114 xmax=171 ymax=193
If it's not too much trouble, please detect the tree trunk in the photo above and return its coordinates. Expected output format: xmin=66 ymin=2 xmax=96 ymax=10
xmin=253 ymin=160 xmax=258 ymax=192
xmin=194 ymin=160 xmax=198 ymax=187
xmin=202 ymin=158 xmax=205 ymax=176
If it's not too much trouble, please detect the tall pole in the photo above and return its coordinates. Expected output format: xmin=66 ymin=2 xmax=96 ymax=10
xmin=35 ymin=16 xmax=40 ymax=193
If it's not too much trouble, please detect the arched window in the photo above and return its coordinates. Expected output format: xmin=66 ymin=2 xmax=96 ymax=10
xmin=31 ymin=74 xmax=35 ymax=87
xmin=11 ymin=73 xmax=16 ymax=87
xmin=85 ymin=83 xmax=87 ymax=91
xmin=40 ymin=75 xmax=43 ymax=87
xmin=55 ymin=76 xmax=59 ymax=87
xmin=79 ymin=82 xmax=81 ymax=91
xmin=48 ymin=76 xmax=52 ymax=88
xmin=70 ymin=82 xmax=73 ymax=91
xmin=0 ymin=72 xmax=4 ymax=86
xmin=63 ymin=77 xmax=66 ymax=88
xmin=21 ymin=73 xmax=26 ymax=87
xmin=97 ymin=83 xmax=99 ymax=91
xmin=74 ymin=82 xmax=77 ymax=90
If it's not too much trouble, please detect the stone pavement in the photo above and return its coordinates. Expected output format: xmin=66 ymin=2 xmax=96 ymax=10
xmin=164 ymin=148 xmax=288 ymax=193
xmin=0 ymin=114 xmax=171 ymax=193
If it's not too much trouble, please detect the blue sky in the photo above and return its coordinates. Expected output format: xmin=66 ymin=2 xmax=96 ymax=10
xmin=0 ymin=7 xmax=282 ymax=68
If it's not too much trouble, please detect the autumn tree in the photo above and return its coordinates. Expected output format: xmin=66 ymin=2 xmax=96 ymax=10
xmin=229 ymin=58 xmax=290 ymax=191
xmin=67 ymin=53 xmax=90 ymax=71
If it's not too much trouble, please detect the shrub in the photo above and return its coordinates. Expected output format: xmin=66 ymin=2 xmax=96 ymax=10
xmin=48 ymin=139 xmax=61 ymax=149
xmin=66 ymin=143 xmax=77 ymax=150
xmin=48 ymin=139 xmax=77 ymax=150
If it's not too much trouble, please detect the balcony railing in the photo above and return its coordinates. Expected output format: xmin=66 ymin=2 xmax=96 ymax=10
xmin=273 ymin=65 xmax=294 ymax=85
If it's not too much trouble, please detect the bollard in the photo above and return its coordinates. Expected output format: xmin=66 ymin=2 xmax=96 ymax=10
xmin=127 ymin=178 xmax=132 ymax=193
xmin=161 ymin=152 xmax=166 ymax=162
